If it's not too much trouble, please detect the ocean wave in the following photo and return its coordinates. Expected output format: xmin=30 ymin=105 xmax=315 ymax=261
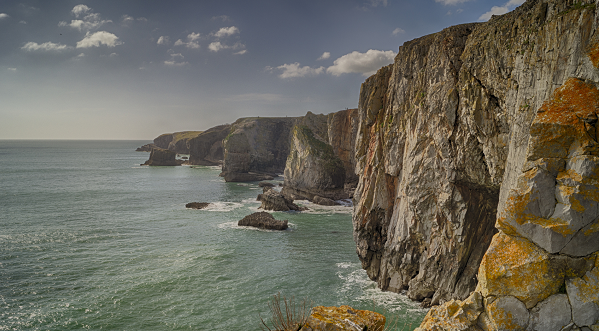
xmin=295 ymin=200 xmax=352 ymax=215
xmin=203 ymin=202 xmax=244 ymax=212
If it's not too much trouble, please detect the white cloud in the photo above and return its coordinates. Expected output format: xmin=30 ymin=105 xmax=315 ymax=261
xmin=368 ymin=0 xmax=388 ymax=7
xmin=121 ymin=15 xmax=134 ymax=24
xmin=327 ymin=49 xmax=396 ymax=76
xmin=164 ymin=60 xmax=188 ymax=66
xmin=435 ymin=0 xmax=471 ymax=4
xmin=76 ymin=31 xmax=122 ymax=48
xmin=174 ymin=33 xmax=201 ymax=49
xmin=208 ymin=41 xmax=225 ymax=52
xmin=272 ymin=62 xmax=325 ymax=79
xmin=234 ymin=49 xmax=247 ymax=55
xmin=214 ymin=26 xmax=239 ymax=38
xmin=479 ymin=0 xmax=524 ymax=21
xmin=157 ymin=36 xmax=170 ymax=45
xmin=318 ymin=52 xmax=331 ymax=60
xmin=77 ymin=53 xmax=85 ymax=57
xmin=59 ymin=11 xmax=111 ymax=31
xmin=19 ymin=20 xmax=27 ymax=24
xmin=21 ymin=41 xmax=73 ymax=52
xmin=8 ymin=68 xmax=17 ymax=71
xmin=392 ymin=28 xmax=405 ymax=35
xmin=0 ymin=13 xmax=9 ymax=20
xmin=72 ymin=4 xmax=91 ymax=17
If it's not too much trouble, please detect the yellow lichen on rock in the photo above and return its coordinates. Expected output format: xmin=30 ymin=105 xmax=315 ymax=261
xmin=301 ymin=305 xmax=386 ymax=331
xmin=476 ymin=233 xmax=564 ymax=308
xmin=415 ymin=292 xmax=483 ymax=331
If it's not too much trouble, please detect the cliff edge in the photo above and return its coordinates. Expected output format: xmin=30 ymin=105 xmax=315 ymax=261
xmin=353 ymin=1 xmax=599 ymax=327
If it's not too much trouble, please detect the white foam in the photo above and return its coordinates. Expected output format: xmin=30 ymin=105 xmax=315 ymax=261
xmin=203 ymin=201 xmax=244 ymax=212
xmin=295 ymin=200 xmax=352 ymax=215
xmin=217 ymin=221 xmax=295 ymax=231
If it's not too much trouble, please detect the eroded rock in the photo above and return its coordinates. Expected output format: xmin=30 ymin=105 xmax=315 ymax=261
xmin=300 ymin=305 xmax=385 ymax=331
xmin=238 ymin=212 xmax=288 ymax=230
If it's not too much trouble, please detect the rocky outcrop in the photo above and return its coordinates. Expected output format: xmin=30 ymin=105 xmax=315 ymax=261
xmin=187 ymin=124 xmax=231 ymax=165
xmin=283 ymin=125 xmax=347 ymax=201
xmin=185 ymin=202 xmax=210 ymax=209
xmin=353 ymin=0 xmax=599 ymax=318
xmin=141 ymin=148 xmax=183 ymax=166
xmin=282 ymin=109 xmax=359 ymax=201
xmin=136 ymin=143 xmax=156 ymax=152
xmin=149 ymin=131 xmax=204 ymax=154
xmin=221 ymin=117 xmax=299 ymax=182
xmin=238 ymin=212 xmax=288 ymax=230
xmin=259 ymin=187 xmax=304 ymax=211
xmin=299 ymin=305 xmax=385 ymax=331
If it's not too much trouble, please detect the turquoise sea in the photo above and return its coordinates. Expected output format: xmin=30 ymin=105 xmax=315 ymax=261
xmin=0 ymin=140 xmax=426 ymax=330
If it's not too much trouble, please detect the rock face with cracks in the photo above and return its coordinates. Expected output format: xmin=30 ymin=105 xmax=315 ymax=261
xmin=351 ymin=0 xmax=599 ymax=329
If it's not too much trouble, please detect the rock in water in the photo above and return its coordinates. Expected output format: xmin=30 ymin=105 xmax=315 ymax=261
xmin=238 ymin=212 xmax=288 ymax=230
xmin=259 ymin=188 xmax=304 ymax=211
xmin=312 ymin=195 xmax=338 ymax=206
xmin=185 ymin=202 xmax=210 ymax=209
xmin=141 ymin=148 xmax=183 ymax=166
xmin=299 ymin=305 xmax=385 ymax=331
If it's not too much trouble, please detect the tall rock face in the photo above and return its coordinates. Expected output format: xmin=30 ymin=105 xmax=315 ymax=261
xmin=282 ymin=109 xmax=359 ymax=201
xmin=221 ymin=117 xmax=299 ymax=182
xmin=187 ymin=124 xmax=231 ymax=166
xmin=152 ymin=131 xmax=203 ymax=154
xmin=353 ymin=0 xmax=599 ymax=321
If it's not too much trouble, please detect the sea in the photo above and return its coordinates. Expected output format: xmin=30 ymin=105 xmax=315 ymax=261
xmin=0 ymin=140 xmax=426 ymax=330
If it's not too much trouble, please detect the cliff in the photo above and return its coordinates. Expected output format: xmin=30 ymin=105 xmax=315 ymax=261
xmin=221 ymin=117 xmax=299 ymax=182
xmin=152 ymin=131 xmax=203 ymax=154
xmin=353 ymin=1 xmax=599 ymax=325
xmin=187 ymin=124 xmax=231 ymax=166
xmin=282 ymin=109 xmax=359 ymax=201
xmin=141 ymin=147 xmax=183 ymax=166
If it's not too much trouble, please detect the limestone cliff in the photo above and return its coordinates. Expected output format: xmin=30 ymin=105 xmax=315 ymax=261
xmin=282 ymin=109 xmax=359 ymax=201
xmin=353 ymin=1 xmax=599 ymax=324
xmin=221 ymin=117 xmax=299 ymax=182
xmin=152 ymin=131 xmax=203 ymax=154
xmin=187 ymin=124 xmax=231 ymax=166
xmin=141 ymin=147 xmax=182 ymax=166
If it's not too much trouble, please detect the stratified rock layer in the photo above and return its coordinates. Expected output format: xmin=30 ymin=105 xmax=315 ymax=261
xmin=353 ymin=0 xmax=599 ymax=324
xmin=187 ymin=124 xmax=231 ymax=166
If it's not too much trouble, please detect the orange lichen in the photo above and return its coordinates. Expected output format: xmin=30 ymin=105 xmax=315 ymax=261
xmin=477 ymin=233 xmax=565 ymax=308
xmin=308 ymin=305 xmax=386 ymax=331
xmin=589 ymin=42 xmax=599 ymax=68
xmin=528 ymin=78 xmax=599 ymax=159
xmin=584 ymin=221 xmax=599 ymax=236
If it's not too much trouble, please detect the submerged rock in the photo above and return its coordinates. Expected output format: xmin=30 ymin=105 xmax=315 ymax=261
xmin=185 ymin=202 xmax=210 ymax=209
xmin=238 ymin=212 xmax=288 ymax=230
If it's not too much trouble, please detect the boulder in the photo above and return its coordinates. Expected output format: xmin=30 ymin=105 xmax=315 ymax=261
xmin=185 ymin=202 xmax=210 ymax=209
xmin=528 ymin=294 xmax=572 ymax=331
xmin=300 ymin=305 xmax=385 ymax=331
xmin=258 ymin=181 xmax=275 ymax=188
xmin=238 ymin=212 xmax=288 ymax=230
xmin=312 ymin=195 xmax=338 ymax=206
xmin=415 ymin=292 xmax=483 ymax=331
xmin=260 ymin=188 xmax=305 ymax=212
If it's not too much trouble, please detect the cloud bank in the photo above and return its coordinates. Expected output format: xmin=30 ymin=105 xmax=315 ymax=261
xmin=274 ymin=63 xmax=325 ymax=79
xmin=22 ymin=41 xmax=73 ymax=52
xmin=435 ymin=0 xmax=471 ymax=4
xmin=77 ymin=31 xmax=122 ymax=48
xmin=327 ymin=49 xmax=396 ymax=76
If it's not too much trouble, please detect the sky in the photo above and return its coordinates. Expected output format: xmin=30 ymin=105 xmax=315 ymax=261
xmin=0 ymin=0 xmax=524 ymax=140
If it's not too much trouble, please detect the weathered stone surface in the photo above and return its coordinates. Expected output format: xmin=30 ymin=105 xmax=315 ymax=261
xmin=237 ymin=212 xmax=288 ymax=230
xmin=187 ymin=124 xmax=231 ymax=166
xmin=136 ymin=143 xmax=156 ymax=152
xmin=221 ymin=117 xmax=298 ymax=182
xmin=259 ymin=188 xmax=304 ymax=212
xmin=528 ymin=294 xmax=572 ymax=331
xmin=283 ymin=124 xmax=348 ymax=201
xmin=185 ymin=202 xmax=210 ymax=209
xmin=300 ymin=305 xmax=385 ymax=331
xmin=353 ymin=0 xmax=599 ymax=311
xmin=327 ymin=108 xmax=359 ymax=196
xmin=476 ymin=232 xmax=565 ymax=309
xmin=485 ymin=296 xmax=529 ymax=331
xmin=567 ymin=267 xmax=599 ymax=327
xmin=415 ymin=292 xmax=484 ymax=331
xmin=313 ymin=196 xmax=338 ymax=206
xmin=141 ymin=148 xmax=183 ymax=166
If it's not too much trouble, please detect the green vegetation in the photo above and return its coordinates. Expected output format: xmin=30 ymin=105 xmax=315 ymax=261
xmin=295 ymin=125 xmax=344 ymax=175
xmin=557 ymin=2 xmax=596 ymax=17
xmin=171 ymin=131 xmax=203 ymax=142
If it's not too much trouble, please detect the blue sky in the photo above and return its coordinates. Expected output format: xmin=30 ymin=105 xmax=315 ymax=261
xmin=0 ymin=0 xmax=524 ymax=139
